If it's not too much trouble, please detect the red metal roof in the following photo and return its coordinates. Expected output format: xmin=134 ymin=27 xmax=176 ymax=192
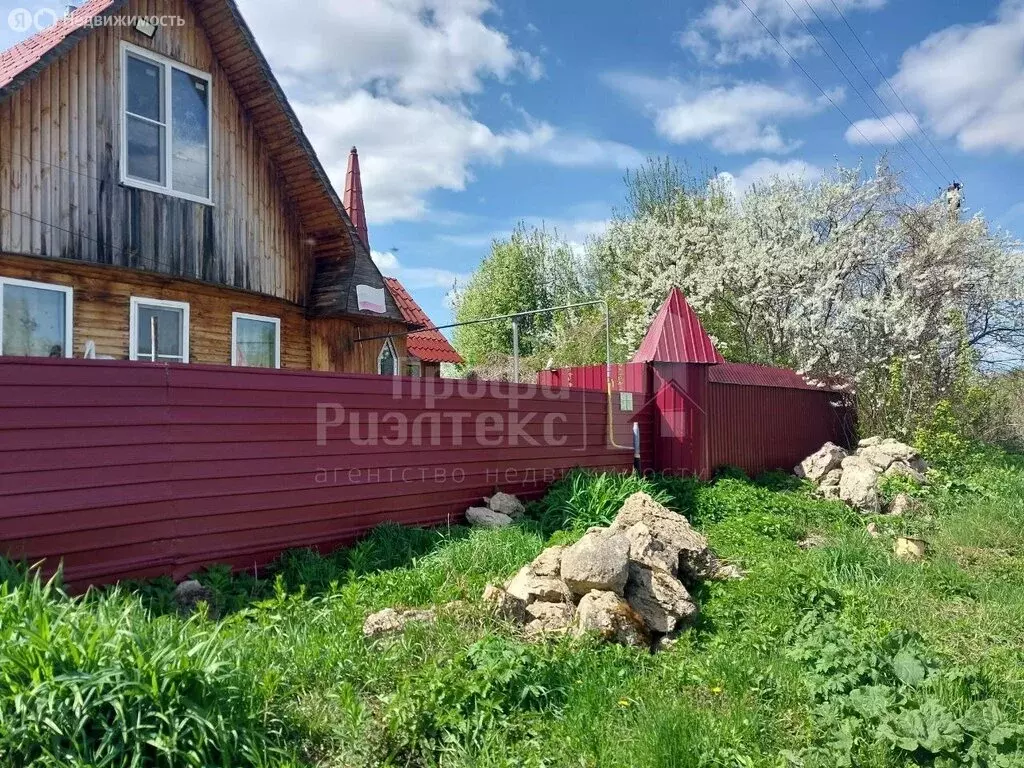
xmin=343 ymin=147 xmax=369 ymax=249
xmin=709 ymin=362 xmax=826 ymax=390
xmin=632 ymin=288 xmax=724 ymax=365
xmin=0 ymin=0 xmax=117 ymax=90
xmin=383 ymin=277 xmax=464 ymax=364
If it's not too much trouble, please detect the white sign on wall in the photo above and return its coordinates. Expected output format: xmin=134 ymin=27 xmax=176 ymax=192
xmin=356 ymin=285 xmax=386 ymax=313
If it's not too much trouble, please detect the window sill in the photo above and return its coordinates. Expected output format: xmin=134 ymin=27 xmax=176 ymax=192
xmin=121 ymin=177 xmax=214 ymax=207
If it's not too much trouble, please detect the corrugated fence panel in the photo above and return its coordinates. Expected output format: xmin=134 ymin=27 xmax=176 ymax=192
xmin=706 ymin=382 xmax=853 ymax=476
xmin=0 ymin=358 xmax=647 ymax=586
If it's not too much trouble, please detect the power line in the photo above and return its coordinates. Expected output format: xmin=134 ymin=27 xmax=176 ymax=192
xmin=734 ymin=0 xmax=931 ymax=202
xmin=826 ymin=0 xmax=961 ymax=182
xmin=798 ymin=0 xmax=949 ymax=186
xmin=780 ymin=0 xmax=944 ymax=194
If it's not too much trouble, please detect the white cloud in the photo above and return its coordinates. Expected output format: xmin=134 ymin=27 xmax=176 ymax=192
xmin=237 ymin=0 xmax=537 ymax=99
xmin=605 ymin=75 xmax=824 ymax=154
xmin=372 ymin=250 xmax=470 ymax=291
xmin=681 ymin=0 xmax=886 ymax=65
xmin=235 ymin=0 xmax=640 ymax=223
xmin=296 ymin=94 xmax=641 ymax=223
xmin=892 ymin=1 xmax=1024 ymax=153
xmin=716 ymin=157 xmax=824 ymax=197
xmin=844 ymin=112 xmax=920 ymax=145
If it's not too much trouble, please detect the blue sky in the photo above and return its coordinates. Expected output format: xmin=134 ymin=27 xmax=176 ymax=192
xmin=3 ymin=0 xmax=1022 ymax=329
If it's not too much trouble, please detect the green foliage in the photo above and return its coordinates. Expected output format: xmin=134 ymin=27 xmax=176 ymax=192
xmin=452 ymin=224 xmax=616 ymax=370
xmin=383 ymin=635 xmax=581 ymax=761
xmin=528 ymin=468 xmax=672 ymax=534
xmin=0 ymin=572 xmax=289 ymax=767
xmin=3 ymin=452 xmax=1024 ymax=767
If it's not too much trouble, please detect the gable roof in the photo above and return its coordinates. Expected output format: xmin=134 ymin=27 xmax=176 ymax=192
xmin=384 ymin=278 xmax=465 ymax=364
xmin=632 ymin=288 xmax=724 ymax=365
xmin=0 ymin=0 xmax=366 ymax=296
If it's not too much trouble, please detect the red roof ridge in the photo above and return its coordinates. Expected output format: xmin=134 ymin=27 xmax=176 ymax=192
xmin=631 ymin=287 xmax=724 ymax=365
xmin=383 ymin=277 xmax=464 ymax=365
xmin=0 ymin=0 xmax=117 ymax=90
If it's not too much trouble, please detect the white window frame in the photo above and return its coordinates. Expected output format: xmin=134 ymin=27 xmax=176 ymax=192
xmin=120 ymin=41 xmax=214 ymax=206
xmin=408 ymin=359 xmax=422 ymax=377
xmin=231 ymin=312 xmax=281 ymax=369
xmin=0 ymin=277 xmax=74 ymax=358
xmin=129 ymin=296 xmax=190 ymax=363
xmin=377 ymin=338 xmax=399 ymax=377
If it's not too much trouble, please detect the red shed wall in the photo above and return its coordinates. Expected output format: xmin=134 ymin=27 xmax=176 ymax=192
xmin=706 ymin=381 xmax=853 ymax=476
xmin=0 ymin=359 xmax=644 ymax=587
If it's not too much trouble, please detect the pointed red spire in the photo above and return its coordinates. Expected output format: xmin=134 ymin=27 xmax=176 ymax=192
xmin=632 ymin=287 xmax=724 ymax=364
xmin=343 ymin=146 xmax=369 ymax=248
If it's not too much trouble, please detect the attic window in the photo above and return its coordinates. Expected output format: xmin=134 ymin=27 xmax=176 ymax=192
xmin=121 ymin=42 xmax=212 ymax=204
xmin=378 ymin=339 xmax=398 ymax=376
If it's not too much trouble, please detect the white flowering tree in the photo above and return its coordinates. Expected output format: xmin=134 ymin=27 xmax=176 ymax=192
xmin=597 ymin=162 xmax=1024 ymax=435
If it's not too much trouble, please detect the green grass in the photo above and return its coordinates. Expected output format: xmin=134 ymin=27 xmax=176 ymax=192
xmin=2 ymin=448 xmax=1024 ymax=767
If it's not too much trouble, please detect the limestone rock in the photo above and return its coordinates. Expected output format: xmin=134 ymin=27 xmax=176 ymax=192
xmin=610 ymin=492 xmax=719 ymax=581
xmin=839 ymin=456 xmax=881 ymax=513
xmin=524 ymin=601 xmax=575 ymax=636
xmin=486 ymin=492 xmax=525 ymax=519
xmin=887 ymin=493 xmax=916 ymax=517
xmin=858 ymin=438 xmax=919 ymax=472
xmin=798 ymin=533 xmax=827 ymax=549
xmin=858 ymin=436 xmax=884 ymax=448
xmin=505 ymin=565 xmax=573 ymax=605
xmin=795 ymin=442 xmax=849 ymax=483
xmin=573 ymin=590 xmax=648 ymax=647
xmin=623 ymin=522 xmax=677 ymax=575
xmin=363 ymin=607 xmax=436 ymax=638
xmin=712 ymin=562 xmax=745 ymax=580
xmin=466 ymin=506 xmax=513 ymax=528
xmin=560 ymin=527 xmax=630 ymax=597
xmin=819 ymin=468 xmax=843 ymax=488
xmin=818 ymin=484 xmax=842 ymax=501
xmin=529 ymin=545 xmax=565 ymax=578
xmin=866 ymin=522 xmax=880 ymax=538
xmin=623 ymin=563 xmax=698 ymax=634
xmin=895 ymin=536 xmax=926 ymax=561
xmin=173 ymin=579 xmax=214 ymax=615
xmin=482 ymin=584 xmax=527 ymax=623
xmin=884 ymin=461 xmax=927 ymax=485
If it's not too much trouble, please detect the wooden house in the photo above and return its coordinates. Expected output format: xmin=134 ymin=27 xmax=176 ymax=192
xmin=0 ymin=0 xmax=439 ymax=374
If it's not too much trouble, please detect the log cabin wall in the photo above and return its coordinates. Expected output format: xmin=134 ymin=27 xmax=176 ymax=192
xmin=311 ymin=318 xmax=409 ymax=375
xmin=0 ymin=252 xmax=311 ymax=367
xmin=0 ymin=0 xmax=311 ymax=305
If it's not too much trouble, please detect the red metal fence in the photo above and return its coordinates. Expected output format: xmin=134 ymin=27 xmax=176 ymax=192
xmin=539 ymin=361 xmax=853 ymax=478
xmin=0 ymin=359 xmax=648 ymax=586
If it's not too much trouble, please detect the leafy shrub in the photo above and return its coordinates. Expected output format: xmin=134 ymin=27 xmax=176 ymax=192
xmin=0 ymin=571 xmax=288 ymax=767
xmin=383 ymin=635 xmax=580 ymax=760
xmin=785 ymin=614 xmax=1024 ymax=766
xmin=530 ymin=469 xmax=672 ymax=533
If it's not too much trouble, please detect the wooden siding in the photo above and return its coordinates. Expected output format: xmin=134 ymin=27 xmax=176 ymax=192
xmin=311 ymin=317 xmax=409 ymax=375
xmin=1 ymin=251 xmax=311 ymax=367
xmin=0 ymin=358 xmax=644 ymax=586
xmin=0 ymin=0 xmax=312 ymax=303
